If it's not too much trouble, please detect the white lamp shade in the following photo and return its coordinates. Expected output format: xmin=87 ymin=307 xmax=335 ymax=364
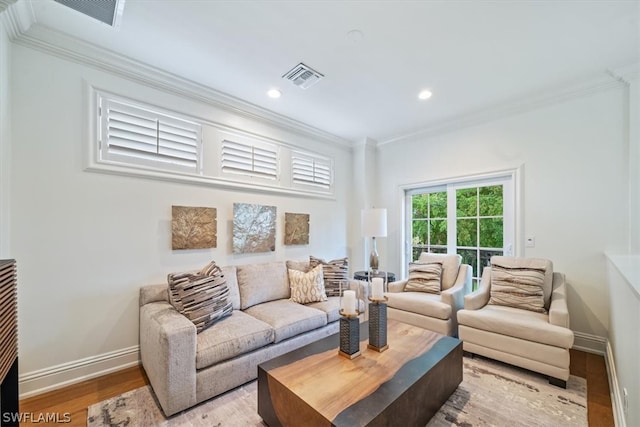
xmin=362 ymin=208 xmax=387 ymax=237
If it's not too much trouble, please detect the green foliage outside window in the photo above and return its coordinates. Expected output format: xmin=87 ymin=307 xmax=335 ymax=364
xmin=410 ymin=184 xmax=505 ymax=289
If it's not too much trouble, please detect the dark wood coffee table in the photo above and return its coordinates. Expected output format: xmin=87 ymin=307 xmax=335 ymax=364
xmin=258 ymin=319 xmax=462 ymax=426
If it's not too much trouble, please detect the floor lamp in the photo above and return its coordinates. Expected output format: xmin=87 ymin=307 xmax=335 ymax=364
xmin=362 ymin=208 xmax=387 ymax=274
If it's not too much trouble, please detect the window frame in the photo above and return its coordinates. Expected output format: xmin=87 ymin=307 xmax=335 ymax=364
xmin=86 ymin=86 xmax=337 ymax=199
xmin=97 ymin=91 xmax=203 ymax=175
xmin=401 ymin=169 xmax=521 ymax=281
xmin=290 ymin=151 xmax=334 ymax=191
xmin=220 ymin=137 xmax=279 ymax=181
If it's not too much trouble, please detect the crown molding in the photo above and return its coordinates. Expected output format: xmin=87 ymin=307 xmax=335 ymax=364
xmin=378 ymin=72 xmax=626 ymax=147
xmin=609 ymin=62 xmax=640 ymax=83
xmin=1 ymin=0 xmax=34 ymax=39
xmin=7 ymin=19 xmax=353 ymax=150
xmin=351 ymin=136 xmax=379 ymax=153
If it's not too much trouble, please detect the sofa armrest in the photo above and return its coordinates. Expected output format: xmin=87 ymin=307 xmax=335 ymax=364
xmin=441 ymin=264 xmax=472 ymax=311
xmin=549 ymin=272 xmax=570 ymax=328
xmin=140 ymin=301 xmax=197 ymax=416
xmin=140 ymin=284 xmax=169 ymax=306
xmin=463 ymin=267 xmax=491 ymax=310
xmin=387 ymin=279 xmax=407 ymax=293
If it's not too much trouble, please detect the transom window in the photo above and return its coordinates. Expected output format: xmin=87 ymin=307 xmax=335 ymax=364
xmin=98 ymin=93 xmax=202 ymax=174
xmin=221 ymin=139 xmax=278 ymax=180
xmin=291 ymin=152 xmax=333 ymax=189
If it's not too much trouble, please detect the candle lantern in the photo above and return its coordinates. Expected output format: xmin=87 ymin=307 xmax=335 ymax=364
xmin=368 ymin=272 xmax=389 ymax=352
xmin=338 ymin=281 xmax=363 ymax=359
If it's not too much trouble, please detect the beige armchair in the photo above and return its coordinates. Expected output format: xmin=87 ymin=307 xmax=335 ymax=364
xmin=457 ymin=256 xmax=574 ymax=387
xmin=386 ymin=253 xmax=472 ymax=336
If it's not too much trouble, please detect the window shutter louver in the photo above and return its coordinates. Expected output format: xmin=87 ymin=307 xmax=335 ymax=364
xmin=101 ymin=97 xmax=201 ymax=173
xmin=292 ymin=154 xmax=332 ymax=188
xmin=221 ymin=139 xmax=278 ymax=179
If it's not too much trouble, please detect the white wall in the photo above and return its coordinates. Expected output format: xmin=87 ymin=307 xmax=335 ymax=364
xmin=377 ymin=86 xmax=629 ymax=338
xmin=349 ymin=138 xmax=379 ymax=272
xmin=606 ymin=255 xmax=640 ymax=427
xmin=629 ymin=77 xmax=640 ymax=253
xmin=10 ymin=45 xmax=354 ymax=393
xmin=0 ymin=11 xmax=10 ymax=258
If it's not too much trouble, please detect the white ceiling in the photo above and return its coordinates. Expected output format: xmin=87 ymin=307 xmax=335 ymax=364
xmin=26 ymin=0 xmax=640 ymax=143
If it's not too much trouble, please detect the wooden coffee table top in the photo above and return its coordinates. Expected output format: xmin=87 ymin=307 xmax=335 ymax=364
xmin=258 ymin=319 xmax=462 ymax=426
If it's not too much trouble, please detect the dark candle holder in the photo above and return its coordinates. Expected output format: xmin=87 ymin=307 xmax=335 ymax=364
xmin=339 ymin=310 xmax=361 ymax=359
xmin=368 ymin=296 xmax=389 ymax=352
xmin=338 ymin=281 xmax=363 ymax=359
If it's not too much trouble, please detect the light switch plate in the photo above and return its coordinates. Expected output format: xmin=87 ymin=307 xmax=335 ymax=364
xmin=525 ymin=236 xmax=535 ymax=248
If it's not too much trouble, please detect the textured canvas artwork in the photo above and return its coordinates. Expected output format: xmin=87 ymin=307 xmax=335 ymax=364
xmin=284 ymin=213 xmax=310 ymax=245
xmin=172 ymin=206 xmax=217 ymax=250
xmin=233 ymin=203 xmax=276 ymax=253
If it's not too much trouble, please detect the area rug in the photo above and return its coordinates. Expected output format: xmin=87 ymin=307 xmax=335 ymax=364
xmin=87 ymin=355 xmax=587 ymax=427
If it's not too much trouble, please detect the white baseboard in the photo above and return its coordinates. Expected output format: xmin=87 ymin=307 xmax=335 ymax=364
xmin=18 ymin=345 xmax=140 ymax=398
xmin=572 ymin=331 xmax=607 ymax=355
xmin=606 ymin=341 xmax=626 ymax=427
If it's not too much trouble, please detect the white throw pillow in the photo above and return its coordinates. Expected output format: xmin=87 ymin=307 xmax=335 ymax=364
xmin=288 ymin=264 xmax=327 ymax=304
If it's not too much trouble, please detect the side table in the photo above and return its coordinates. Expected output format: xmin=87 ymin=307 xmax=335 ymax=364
xmin=353 ymin=271 xmax=396 ymax=283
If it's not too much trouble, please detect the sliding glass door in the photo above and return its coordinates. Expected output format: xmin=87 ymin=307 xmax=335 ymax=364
xmin=405 ymin=175 xmax=514 ymax=288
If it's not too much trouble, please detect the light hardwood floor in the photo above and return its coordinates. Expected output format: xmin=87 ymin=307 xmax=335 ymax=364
xmin=18 ymin=349 xmax=613 ymax=426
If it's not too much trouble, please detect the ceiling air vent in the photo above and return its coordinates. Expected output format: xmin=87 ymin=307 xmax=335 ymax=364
xmin=282 ymin=63 xmax=324 ymax=89
xmin=54 ymin=0 xmax=125 ymax=27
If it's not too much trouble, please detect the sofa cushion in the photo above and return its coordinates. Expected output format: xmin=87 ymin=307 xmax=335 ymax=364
xmin=457 ymin=305 xmax=573 ymax=348
xmin=404 ymin=262 xmax=443 ymax=294
xmin=244 ymin=300 xmax=327 ymax=343
xmin=167 ymin=261 xmax=233 ymax=333
xmin=289 ymin=264 xmax=327 ymax=304
xmin=418 ymin=253 xmax=461 ymax=290
xmin=309 ymin=256 xmax=349 ymax=297
xmin=307 ymin=296 xmax=341 ymax=323
xmin=489 ymin=258 xmax=548 ymax=313
xmin=195 ymin=310 xmax=274 ymax=370
xmin=386 ymin=291 xmax=452 ymax=320
xmin=236 ymin=262 xmax=290 ymax=310
xmin=286 ymin=259 xmax=310 ymax=273
xmin=220 ymin=265 xmax=241 ymax=310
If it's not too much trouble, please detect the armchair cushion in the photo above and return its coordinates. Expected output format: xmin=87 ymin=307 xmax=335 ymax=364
xmin=457 ymin=305 xmax=573 ymax=348
xmin=386 ymin=291 xmax=452 ymax=320
xmin=488 ymin=260 xmax=547 ymax=313
xmin=418 ymin=253 xmax=462 ymax=290
xmin=404 ymin=262 xmax=443 ymax=294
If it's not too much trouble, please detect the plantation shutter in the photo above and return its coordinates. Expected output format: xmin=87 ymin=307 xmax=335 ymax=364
xmin=292 ymin=154 xmax=332 ymax=188
xmin=101 ymin=97 xmax=201 ymax=172
xmin=221 ymin=139 xmax=278 ymax=179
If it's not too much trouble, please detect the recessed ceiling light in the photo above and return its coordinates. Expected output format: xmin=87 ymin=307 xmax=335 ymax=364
xmin=346 ymin=29 xmax=364 ymax=43
xmin=418 ymin=90 xmax=433 ymax=100
xmin=267 ymin=89 xmax=281 ymax=98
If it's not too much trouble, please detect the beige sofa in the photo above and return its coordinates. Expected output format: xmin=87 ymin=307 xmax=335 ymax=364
xmin=139 ymin=260 xmax=365 ymax=416
xmin=457 ymin=256 xmax=574 ymax=387
xmin=386 ymin=253 xmax=472 ymax=336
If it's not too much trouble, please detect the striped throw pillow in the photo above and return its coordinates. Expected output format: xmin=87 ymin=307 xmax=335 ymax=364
xmin=404 ymin=262 xmax=443 ymax=294
xmin=168 ymin=260 xmax=233 ymax=333
xmin=309 ymin=256 xmax=349 ymax=297
xmin=488 ymin=263 xmax=547 ymax=313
